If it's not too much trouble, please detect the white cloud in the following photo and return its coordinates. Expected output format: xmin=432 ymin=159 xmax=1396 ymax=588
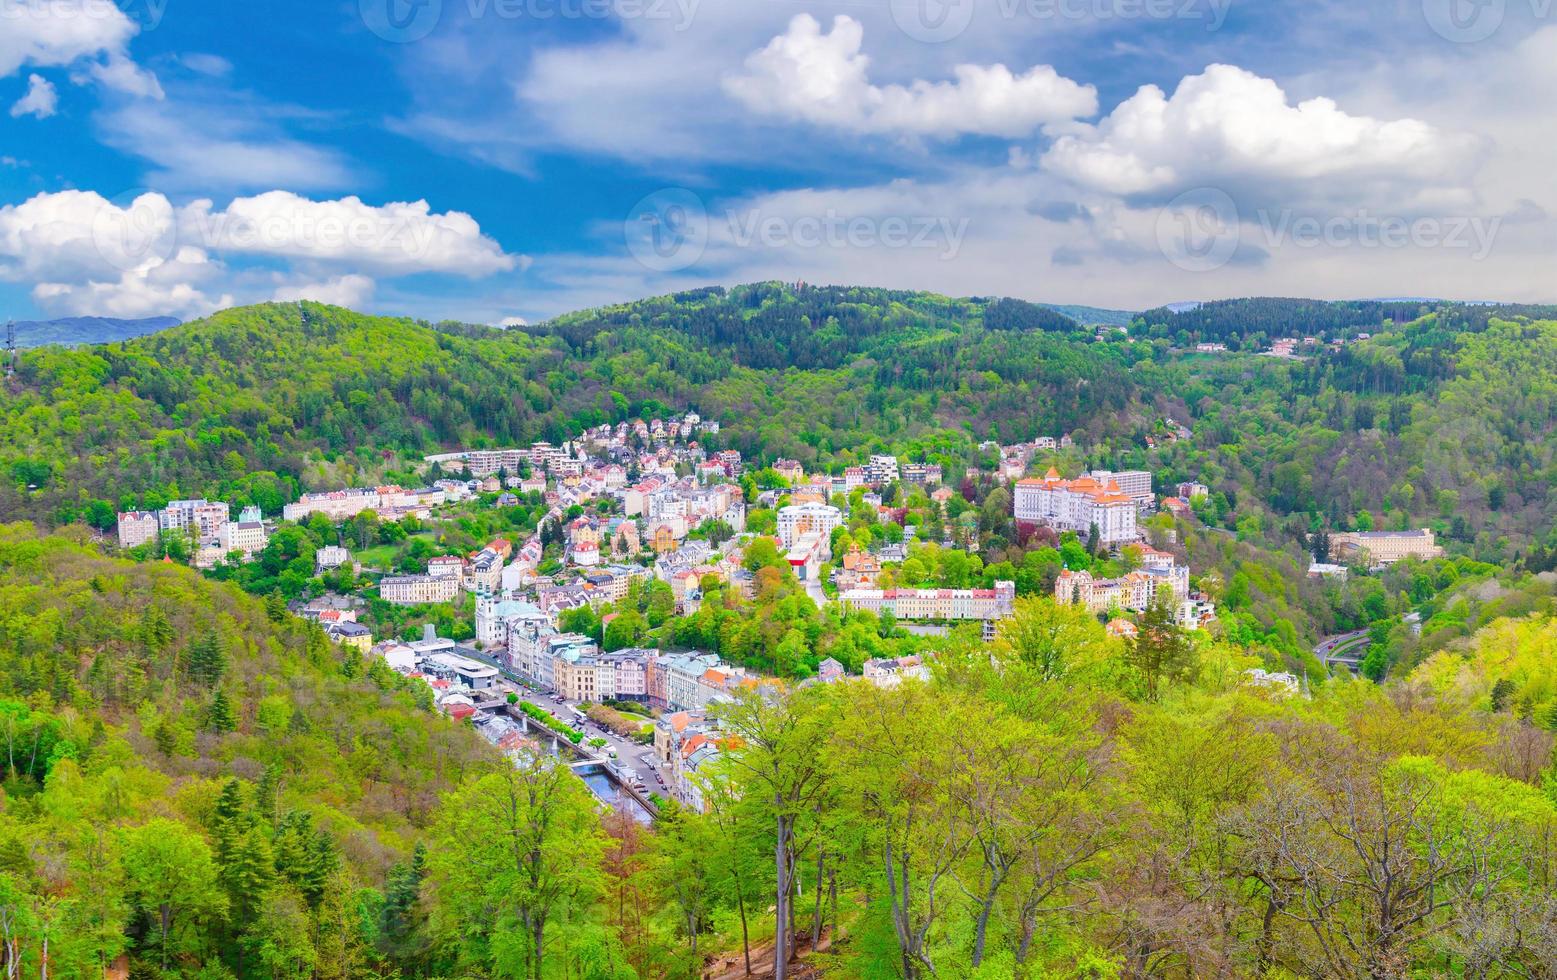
xmin=273 ymin=274 xmax=376 ymax=308
xmin=0 ymin=188 xmax=519 ymax=318
xmin=33 ymin=247 xmax=230 ymax=320
xmin=98 ymin=99 xmax=352 ymax=193
xmin=10 ymin=73 xmax=56 ymax=118
xmin=0 ymin=0 xmax=159 ymax=96
xmin=185 ymin=192 xmax=520 ymax=276
xmin=725 ymin=15 xmax=1096 ymax=139
xmin=1041 ymin=64 xmax=1481 ymax=206
xmin=83 ymin=54 xmax=163 ymax=98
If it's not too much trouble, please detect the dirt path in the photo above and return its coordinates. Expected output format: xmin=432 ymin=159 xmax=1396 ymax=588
xmin=701 ymin=930 xmax=835 ymax=980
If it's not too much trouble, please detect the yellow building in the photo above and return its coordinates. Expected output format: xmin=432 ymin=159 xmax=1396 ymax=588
xmin=1328 ymin=529 xmax=1442 ymax=565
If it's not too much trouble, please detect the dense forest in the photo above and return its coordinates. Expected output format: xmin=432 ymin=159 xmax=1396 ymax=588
xmin=0 ymin=524 xmax=492 ymax=977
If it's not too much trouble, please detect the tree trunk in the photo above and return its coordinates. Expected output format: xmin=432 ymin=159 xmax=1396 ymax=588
xmin=1016 ymin=913 xmax=1036 ymax=966
xmin=811 ymin=849 xmax=826 ymax=949
xmin=1255 ymin=894 xmax=1279 ymax=976
xmin=735 ymin=876 xmax=752 ymax=975
xmin=774 ymin=810 xmax=789 ymax=980
xmin=533 ymin=917 xmax=546 ymax=980
xmin=828 ymin=869 xmax=838 ymax=943
xmin=970 ymin=865 xmax=1007 ymax=968
xmin=159 ymin=904 xmax=171 ymax=973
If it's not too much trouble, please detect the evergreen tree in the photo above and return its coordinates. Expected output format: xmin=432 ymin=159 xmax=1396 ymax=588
xmin=1126 ymin=593 xmax=1197 ymax=701
xmin=184 ymin=631 xmax=227 ymax=687
xmin=207 ymin=688 xmax=237 ymax=732
xmin=378 ymin=842 xmax=428 ymax=962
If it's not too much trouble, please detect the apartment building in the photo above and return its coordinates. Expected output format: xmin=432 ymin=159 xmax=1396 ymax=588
xmin=1053 ymin=548 xmax=1190 ymax=614
xmin=217 ymin=519 xmax=267 ymax=557
xmin=1089 ymin=470 xmax=1154 ymax=509
xmin=838 ymin=581 xmax=1016 ymax=621
xmin=116 ymin=511 xmax=159 ymax=549
xmin=776 ymin=502 xmax=843 ymax=549
xmin=160 ymin=499 xmax=230 ymax=538
xmin=380 ymin=575 xmax=461 ymax=605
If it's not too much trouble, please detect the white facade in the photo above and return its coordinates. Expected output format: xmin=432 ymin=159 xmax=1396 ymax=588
xmin=380 ymin=575 xmax=461 ymax=605
xmin=1013 ymin=469 xmax=1138 ymax=546
xmin=776 ymin=502 xmax=843 ymax=549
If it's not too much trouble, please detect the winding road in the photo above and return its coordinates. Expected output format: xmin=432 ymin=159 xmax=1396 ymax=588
xmin=1315 ymin=629 xmax=1370 ymax=672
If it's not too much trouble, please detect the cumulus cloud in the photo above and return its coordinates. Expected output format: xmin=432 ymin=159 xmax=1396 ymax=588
xmin=0 ymin=189 xmax=519 ymax=318
xmin=10 ymin=73 xmax=56 ymax=118
xmin=185 ymin=192 xmax=520 ymax=276
xmin=1041 ymin=64 xmax=1481 ymax=206
xmin=725 ymin=14 xmax=1096 ymax=139
xmin=34 ymin=249 xmax=231 ymax=320
xmin=0 ymin=0 xmax=160 ymax=96
xmin=273 ymin=274 xmax=376 ymax=307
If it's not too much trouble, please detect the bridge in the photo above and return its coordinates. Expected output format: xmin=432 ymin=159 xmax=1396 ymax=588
xmin=1315 ymin=629 xmax=1370 ymax=673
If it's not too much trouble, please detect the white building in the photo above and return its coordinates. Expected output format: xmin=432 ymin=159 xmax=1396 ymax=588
xmin=1089 ymin=470 xmax=1154 ymax=509
xmin=380 ymin=575 xmax=461 ymax=605
xmin=315 ymin=545 xmax=351 ymax=572
xmin=1013 ymin=468 xmax=1137 ymax=546
xmin=839 ymin=581 xmax=1015 ymax=621
xmin=116 ymin=511 xmax=159 ymax=549
xmin=776 ymin=502 xmax=843 ymax=549
xmin=217 ymin=520 xmax=267 ymax=557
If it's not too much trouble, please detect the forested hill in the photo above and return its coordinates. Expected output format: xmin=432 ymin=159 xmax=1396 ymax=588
xmin=0 ymin=523 xmax=493 ymax=975
xmin=1134 ymin=296 xmax=1557 ymax=349
xmin=536 ymin=283 xmax=1084 ymax=369
xmin=2 ymin=284 xmax=1555 ymax=567
xmin=0 ymin=289 xmax=1144 ymax=524
xmin=12 ymin=314 xmax=181 ymax=348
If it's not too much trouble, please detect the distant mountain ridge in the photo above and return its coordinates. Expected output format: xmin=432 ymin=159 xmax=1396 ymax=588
xmin=12 ymin=315 xmax=182 ymax=348
xmin=1040 ymin=303 xmax=1136 ymax=327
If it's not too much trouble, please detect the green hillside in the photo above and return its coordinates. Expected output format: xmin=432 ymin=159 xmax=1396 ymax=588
xmin=0 ymin=523 xmax=493 ymax=976
xmin=4 ymin=284 xmax=1554 ymax=565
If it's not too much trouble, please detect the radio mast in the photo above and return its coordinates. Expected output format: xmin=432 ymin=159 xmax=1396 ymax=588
xmin=3 ymin=320 xmax=15 ymax=379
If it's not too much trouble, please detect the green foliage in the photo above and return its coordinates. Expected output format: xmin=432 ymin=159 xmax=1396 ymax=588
xmin=0 ymin=522 xmax=494 ymax=978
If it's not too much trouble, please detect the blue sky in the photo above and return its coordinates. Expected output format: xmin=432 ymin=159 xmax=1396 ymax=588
xmin=1 ymin=0 xmax=1553 ymax=325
